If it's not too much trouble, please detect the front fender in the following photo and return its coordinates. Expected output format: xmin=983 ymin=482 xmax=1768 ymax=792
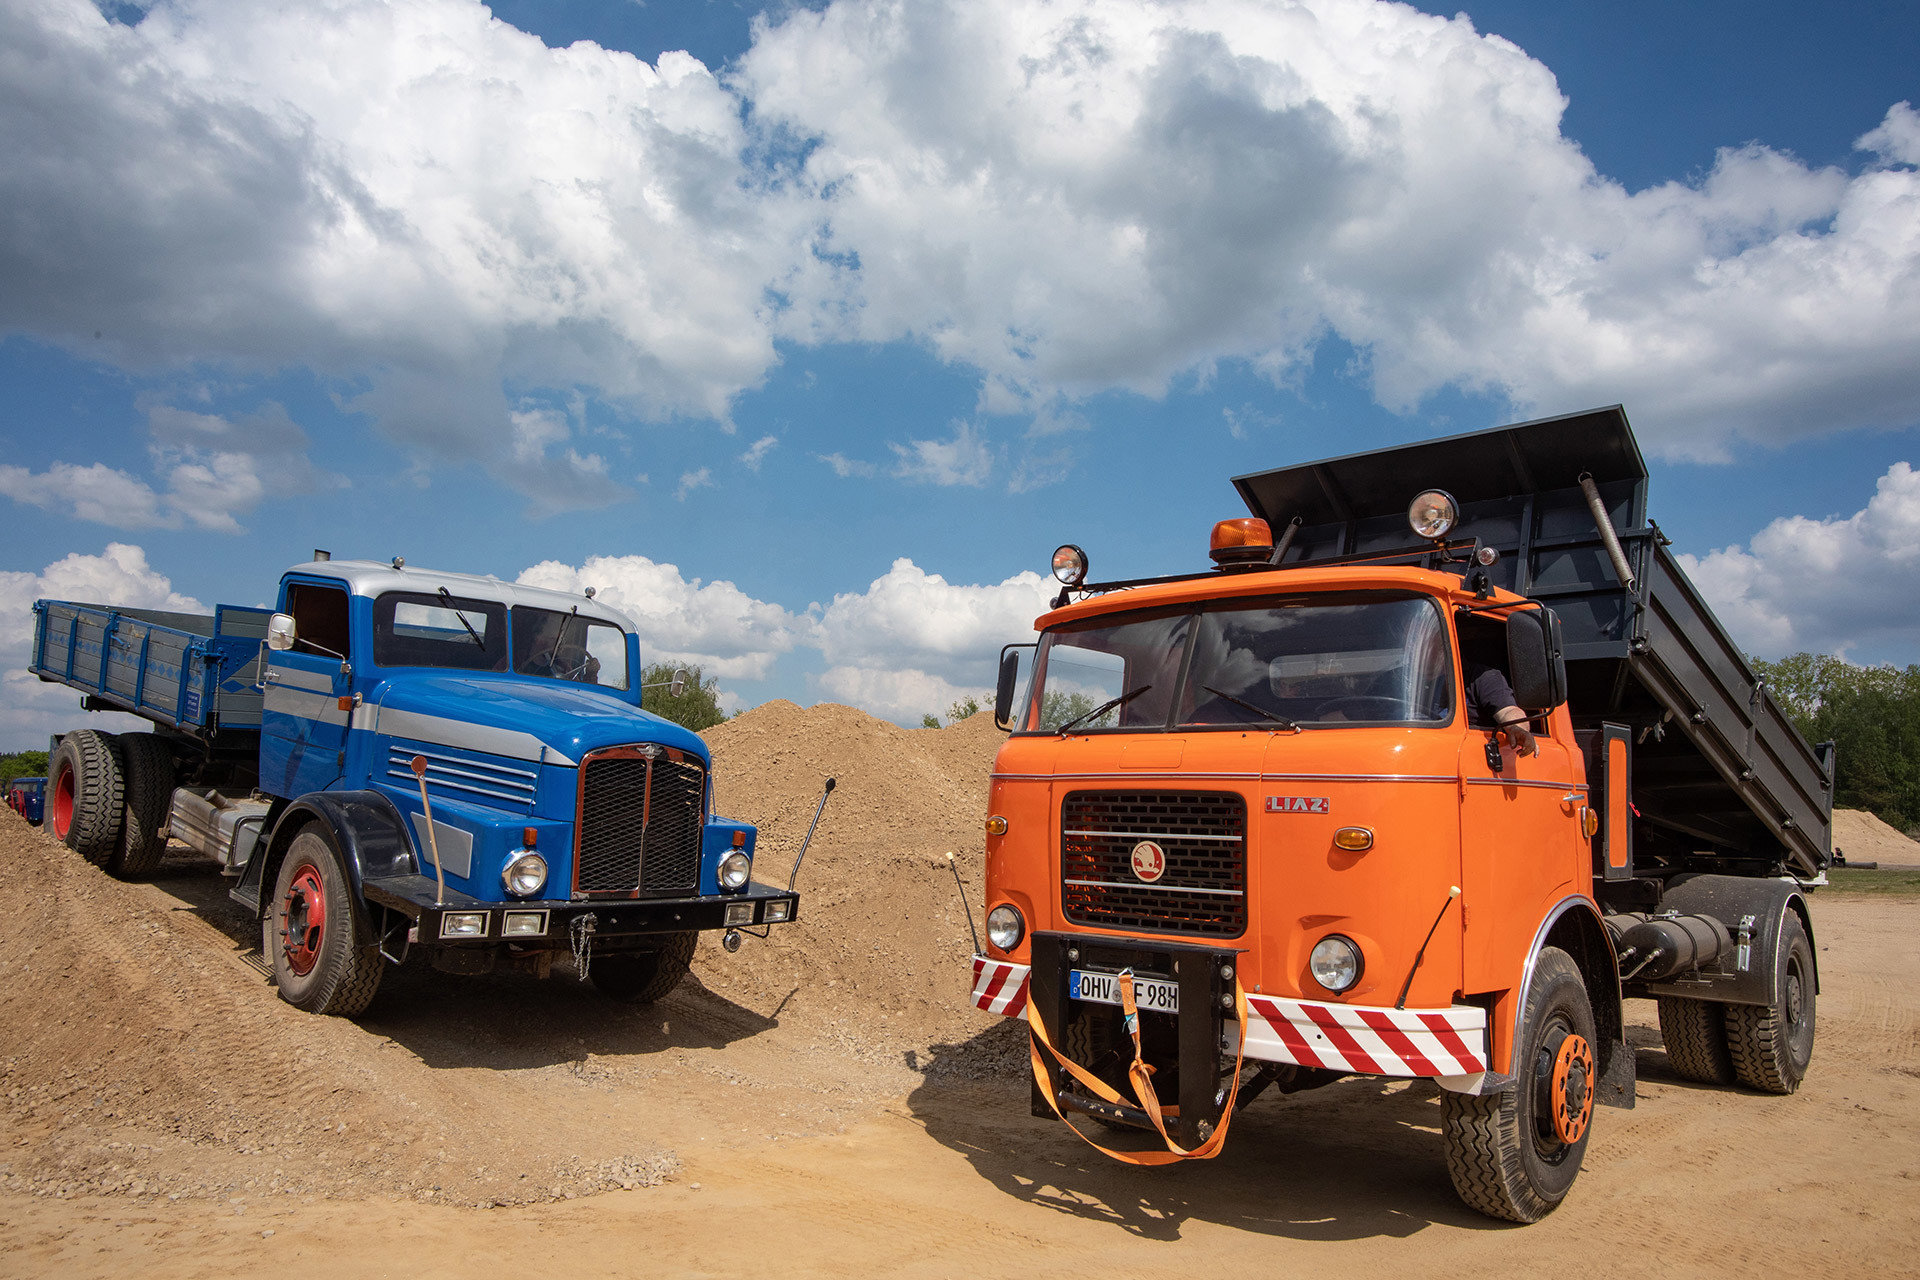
xmin=233 ymin=790 xmax=418 ymax=919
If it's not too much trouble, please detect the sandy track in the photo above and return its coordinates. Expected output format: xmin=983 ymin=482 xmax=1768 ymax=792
xmin=2 ymin=703 xmax=1916 ymax=1276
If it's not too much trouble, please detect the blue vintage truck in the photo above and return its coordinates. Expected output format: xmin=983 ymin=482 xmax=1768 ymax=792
xmin=31 ymin=555 xmax=802 ymax=1016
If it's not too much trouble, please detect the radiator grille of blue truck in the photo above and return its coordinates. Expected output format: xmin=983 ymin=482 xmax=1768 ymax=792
xmin=1060 ymin=790 xmax=1247 ymax=937
xmin=574 ymin=747 xmax=706 ymax=897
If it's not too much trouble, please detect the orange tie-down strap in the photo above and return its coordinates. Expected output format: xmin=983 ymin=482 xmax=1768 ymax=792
xmin=1028 ymin=968 xmax=1250 ymax=1165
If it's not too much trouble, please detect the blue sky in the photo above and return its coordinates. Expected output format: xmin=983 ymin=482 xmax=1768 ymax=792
xmin=3 ymin=0 xmax=1918 ymax=748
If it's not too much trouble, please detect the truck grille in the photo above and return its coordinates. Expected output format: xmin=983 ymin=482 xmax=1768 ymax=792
xmin=574 ymin=746 xmax=706 ymax=897
xmin=1060 ymin=791 xmax=1247 ymax=938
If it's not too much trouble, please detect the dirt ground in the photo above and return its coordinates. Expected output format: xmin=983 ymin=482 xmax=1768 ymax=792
xmin=2 ymin=704 xmax=1916 ymax=1277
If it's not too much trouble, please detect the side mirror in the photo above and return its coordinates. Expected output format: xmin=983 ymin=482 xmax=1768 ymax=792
xmin=994 ymin=644 xmax=1036 ymax=731
xmin=1506 ymin=607 xmax=1567 ymax=711
xmin=266 ymin=613 xmax=297 ymax=652
xmin=669 ymin=668 xmax=689 ymax=698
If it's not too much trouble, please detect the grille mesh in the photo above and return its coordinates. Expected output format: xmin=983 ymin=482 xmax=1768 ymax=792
xmin=1060 ymin=791 xmax=1247 ymax=937
xmin=576 ymin=753 xmax=706 ymax=896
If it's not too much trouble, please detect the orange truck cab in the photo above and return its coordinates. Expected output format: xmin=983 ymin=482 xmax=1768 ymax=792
xmin=968 ymin=407 xmax=1829 ymax=1222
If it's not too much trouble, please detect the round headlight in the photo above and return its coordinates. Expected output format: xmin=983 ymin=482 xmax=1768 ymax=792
xmin=1408 ymin=489 xmax=1459 ymax=540
xmin=1309 ymin=934 xmax=1363 ymax=993
xmin=718 ymin=850 xmax=751 ymax=891
xmin=986 ymin=904 xmax=1025 ymax=951
xmin=502 ymin=851 xmax=548 ymax=898
xmin=1051 ymin=544 xmax=1088 ymax=587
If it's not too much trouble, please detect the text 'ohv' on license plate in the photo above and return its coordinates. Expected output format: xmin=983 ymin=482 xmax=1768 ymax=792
xmin=1069 ymin=969 xmax=1180 ymax=1013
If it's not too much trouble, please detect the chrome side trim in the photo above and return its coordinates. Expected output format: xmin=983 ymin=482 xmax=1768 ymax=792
xmin=1062 ymin=828 xmax=1241 ymax=843
xmin=377 ymin=707 xmax=576 ymax=767
xmin=265 ymin=666 xmax=336 ymax=693
xmin=408 ymin=813 xmax=474 ymax=878
xmin=262 ymin=685 xmax=347 ymax=723
xmin=993 ymin=771 xmax=1456 ymax=784
xmin=1466 ymin=777 xmax=1590 ymax=792
xmin=1062 ymin=877 xmax=1243 ymax=897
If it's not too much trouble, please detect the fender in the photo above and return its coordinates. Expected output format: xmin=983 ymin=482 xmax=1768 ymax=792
xmin=230 ymin=789 xmax=419 ymax=918
xmin=1643 ymin=873 xmax=1817 ymax=1008
xmin=1501 ymin=894 xmax=1634 ymax=1109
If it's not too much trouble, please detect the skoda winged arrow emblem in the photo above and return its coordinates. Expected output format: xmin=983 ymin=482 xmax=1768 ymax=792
xmin=1130 ymin=839 xmax=1167 ymax=883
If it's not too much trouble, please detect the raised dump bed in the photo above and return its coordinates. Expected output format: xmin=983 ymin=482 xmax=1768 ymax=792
xmin=1231 ymin=404 xmax=1832 ymax=878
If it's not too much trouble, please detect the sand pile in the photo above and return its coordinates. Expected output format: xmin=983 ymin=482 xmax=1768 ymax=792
xmin=695 ymin=702 xmax=1008 ymax=1063
xmin=1832 ymin=808 xmax=1920 ymax=867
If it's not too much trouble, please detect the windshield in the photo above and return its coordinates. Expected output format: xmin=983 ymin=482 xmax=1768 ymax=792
xmin=511 ymin=606 xmax=630 ymax=690
xmin=373 ymin=591 xmax=507 ymax=671
xmin=1018 ymin=594 xmax=1454 ymax=733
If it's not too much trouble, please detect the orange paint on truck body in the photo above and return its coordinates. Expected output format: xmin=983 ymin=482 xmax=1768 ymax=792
xmin=981 ymin=566 xmax=1590 ymax=1075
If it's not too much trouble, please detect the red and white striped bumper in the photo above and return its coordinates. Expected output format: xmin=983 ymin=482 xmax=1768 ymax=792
xmin=1234 ymin=995 xmax=1489 ymax=1092
xmin=968 ymin=956 xmax=1489 ymax=1093
xmin=970 ymin=956 xmax=1029 ymax=1017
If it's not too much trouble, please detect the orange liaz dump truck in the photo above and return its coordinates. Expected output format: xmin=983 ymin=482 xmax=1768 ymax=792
xmin=968 ymin=407 xmax=1830 ymax=1222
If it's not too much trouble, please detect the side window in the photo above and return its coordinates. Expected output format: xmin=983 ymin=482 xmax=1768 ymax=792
xmin=285 ymin=583 xmax=351 ymax=658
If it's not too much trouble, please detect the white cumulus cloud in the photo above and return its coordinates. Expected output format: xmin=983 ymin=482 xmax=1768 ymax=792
xmin=517 ymin=554 xmax=807 ymax=681
xmin=1683 ymin=462 xmax=1920 ymax=660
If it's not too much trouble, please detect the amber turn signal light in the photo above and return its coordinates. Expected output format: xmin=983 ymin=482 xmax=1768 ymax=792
xmin=1333 ymin=827 xmax=1374 ymax=851
xmin=985 ymin=815 xmax=1008 ymax=836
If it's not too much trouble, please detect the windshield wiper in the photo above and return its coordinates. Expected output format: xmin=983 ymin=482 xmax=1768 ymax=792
xmin=436 ymin=588 xmax=485 ymax=648
xmin=1199 ymin=683 xmax=1300 ymax=731
xmin=1057 ymin=684 xmax=1153 ymax=736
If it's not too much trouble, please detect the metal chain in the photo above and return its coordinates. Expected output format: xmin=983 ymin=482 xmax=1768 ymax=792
xmin=570 ymin=913 xmax=597 ymax=982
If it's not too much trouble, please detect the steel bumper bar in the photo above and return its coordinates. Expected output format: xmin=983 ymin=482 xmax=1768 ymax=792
xmin=361 ymin=874 xmax=799 ymax=942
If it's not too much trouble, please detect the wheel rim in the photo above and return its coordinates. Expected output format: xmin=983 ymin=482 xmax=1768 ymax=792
xmin=1530 ymin=1014 xmax=1588 ymax=1160
xmin=280 ymin=862 xmax=327 ymax=977
xmin=52 ymin=763 xmax=75 ymax=839
xmin=1549 ymin=1034 xmax=1594 ymax=1144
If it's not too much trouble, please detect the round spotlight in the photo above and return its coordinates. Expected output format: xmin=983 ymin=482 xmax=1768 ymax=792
xmin=1051 ymin=545 xmax=1089 ymax=587
xmin=986 ymin=903 xmax=1026 ymax=951
xmin=1408 ymin=490 xmax=1459 ymax=541
xmin=718 ymin=850 xmax=752 ymax=891
xmin=1475 ymin=544 xmax=1501 ymax=567
xmin=1309 ymin=934 xmax=1363 ymax=993
xmin=502 ymin=851 xmax=548 ymax=898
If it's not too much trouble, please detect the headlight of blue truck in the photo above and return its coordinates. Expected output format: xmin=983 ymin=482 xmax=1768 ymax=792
xmin=719 ymin=850 xmax=751 ymax=891
xmin=502 ymin=851 xmax=548 ymax=897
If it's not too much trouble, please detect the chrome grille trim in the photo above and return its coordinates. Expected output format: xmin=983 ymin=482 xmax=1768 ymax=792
xmin=573 ymin=746 xmax=706 ymax=898
xmin=1060 ymin=790 xmax=1248 ymax=938
xmin=386 ymin=744 xmax=537 ymax=810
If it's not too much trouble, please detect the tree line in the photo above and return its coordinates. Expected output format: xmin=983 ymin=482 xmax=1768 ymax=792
xmin=1753 ymin=653 xmax=1920 ymax=834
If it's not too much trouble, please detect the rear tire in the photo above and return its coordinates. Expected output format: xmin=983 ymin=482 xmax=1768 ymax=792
xmin=1724 ymin=912 xmax=1815 ymax=1094
xmin=1658 ymin=996 xmax=1734 ymax=1084
xmin=50 ymin=730 xmax=125 ymax=866
xmin=1443 ymin=948 xmax=1596 ymax=1223
xmin=264 ymin=828 xmax=383 ymax=1016
xmin=590 ymin=932 xmax=696 ymax=1004
xmin=112 ymin=733 xmax=176 ymax=879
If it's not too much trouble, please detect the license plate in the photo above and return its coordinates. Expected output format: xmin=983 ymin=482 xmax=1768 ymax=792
xmin=1069 ymin=969 xmax=1180 ymax=1013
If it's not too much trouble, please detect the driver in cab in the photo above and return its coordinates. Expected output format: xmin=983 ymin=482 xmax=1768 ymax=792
xmin=518 ymin=612 xmax=600 ymax=684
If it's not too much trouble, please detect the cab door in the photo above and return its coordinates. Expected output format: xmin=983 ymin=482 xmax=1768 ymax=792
xmin=261 ymin=579 xmax=354 ymax=799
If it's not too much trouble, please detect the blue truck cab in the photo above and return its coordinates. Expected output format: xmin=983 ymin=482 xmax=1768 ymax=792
xmin=32 ymin=557 xmax=801 ymax=1016
xmin=6 ymin=776 xmax=45 ymax=825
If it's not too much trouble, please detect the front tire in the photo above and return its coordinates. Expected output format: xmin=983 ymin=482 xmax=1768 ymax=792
xmin=264 ymin=829 xmax=383 ymax=1016
xmin=112 ymin=732 xmax=176 ymax=879
xmin=1724 ymin=912 xmax=1815 ymax=1094
xmin=1443 ymin=948 xmax=1596 ymax=1223
xmin=50 ymin=730 xmax=124 ymax=866
xmin=590 ymin=932 xmax=696 ymax=1004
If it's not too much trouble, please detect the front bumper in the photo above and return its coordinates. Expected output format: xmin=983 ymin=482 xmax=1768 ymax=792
xmin=362 ymin=873 xmax=799 ymax=943
xmin=971 ymin=943 xmax=1490 ymax=1094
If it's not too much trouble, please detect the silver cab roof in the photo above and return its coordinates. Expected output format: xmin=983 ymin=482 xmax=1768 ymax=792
xmin=282 ymin=560 xmax=638 ymax=632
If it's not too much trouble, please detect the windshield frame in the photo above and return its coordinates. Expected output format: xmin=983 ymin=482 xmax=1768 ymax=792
xmin=1013 ymin=590 xmax=1459 ymax=736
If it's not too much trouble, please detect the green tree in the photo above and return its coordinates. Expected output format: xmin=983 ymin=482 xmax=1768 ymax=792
xmin=946 ymin=695 xmax=981 ymax=723
xmin=1753 ymin=653 xmax=1920 ymax=830
xmin=640 ymin=663 xmax=728 ymax=732
xmin=920 ymin=713 xmax=941 ymax=729
xmin=1 ymin=750 xmax=49 ymax=786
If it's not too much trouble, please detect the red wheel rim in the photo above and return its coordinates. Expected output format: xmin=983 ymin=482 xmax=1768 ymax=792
xmin=280 ymin=862 xmax=327 ymax=976
xmin=52 ymin=763 xmax=75 ymax=839
xmin=1550 ymin=1034 xmax=1595 ymax=1144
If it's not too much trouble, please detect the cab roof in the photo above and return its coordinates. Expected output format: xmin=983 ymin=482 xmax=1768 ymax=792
xmin=283 ymin=560 xmax=638 ymax=632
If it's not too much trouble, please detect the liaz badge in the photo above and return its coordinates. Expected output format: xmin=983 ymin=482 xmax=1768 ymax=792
xmin=1130 ymin=839 xmax=1167 ymax=882
xmin=1266 ymin=796 xmax=1329 ymax=814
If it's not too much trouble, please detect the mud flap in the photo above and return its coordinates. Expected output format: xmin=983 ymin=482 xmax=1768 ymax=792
xmin=1026 ymin=931 xmax=1239 ymax=1152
